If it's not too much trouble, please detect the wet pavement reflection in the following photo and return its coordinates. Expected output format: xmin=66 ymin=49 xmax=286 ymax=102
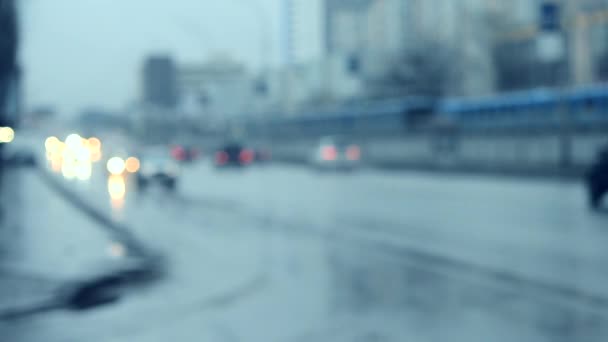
xmin=5 ymin=134 xmax=606 ymax=341
xmin=326 ymin=240 xmax=608 ymax=341
xmin=108 ymin=174 xmax=126 ymax=211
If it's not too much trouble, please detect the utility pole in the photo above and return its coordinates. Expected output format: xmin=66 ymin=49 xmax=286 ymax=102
xmin=566 ymin=0 xmax=594 ymax=86
xmin=539 ymin=1 xmax=572 ymax=170
xmin=0 ymin=0 xmax=18 ymax=123
xmin=0 ymin=0 xmax=18 ymax=178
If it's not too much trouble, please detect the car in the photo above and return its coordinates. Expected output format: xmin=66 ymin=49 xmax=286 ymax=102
xmin=310 ymin=136 xmax=361 ymax=171
xmin=586 ymin=145 xmax=608 ymax=209
xmin=214 ymin=142 xmax=255 ymax=168
xmin=136 ymin=149 xmax=180 ymax=190
xmin=170 ymin=144 xmax=201 ymax=163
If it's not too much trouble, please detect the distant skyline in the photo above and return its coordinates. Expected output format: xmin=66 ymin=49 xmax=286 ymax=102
xmin=20 ymin=0 xmax=322 ymax=116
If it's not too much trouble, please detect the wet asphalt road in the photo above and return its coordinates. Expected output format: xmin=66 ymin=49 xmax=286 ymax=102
xmin=2 ymin=147 xmax=608 ymax=341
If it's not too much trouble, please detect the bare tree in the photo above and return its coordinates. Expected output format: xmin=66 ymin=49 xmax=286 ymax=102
xmin=364 ymin=38 xmax=460 ymax=99
xmin=483 ymin=9 xmax=566 ymax=91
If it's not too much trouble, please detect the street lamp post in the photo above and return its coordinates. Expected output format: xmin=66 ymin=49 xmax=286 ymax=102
xmin=538 ymin=1 xmax=571 ymax=170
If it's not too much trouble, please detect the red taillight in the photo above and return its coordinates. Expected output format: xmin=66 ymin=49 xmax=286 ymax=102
xmin=171 ymin=146 xmax=186 ymax=161
xmin=216 ymin=151 xmax=229 ymax=165
xmin=239 ymin=149 xmax=254 ymax=164
xmin=321 ymin=146 xmax=338 ymax=161
xmin=346 ymin=145 xmax=361 ymax=161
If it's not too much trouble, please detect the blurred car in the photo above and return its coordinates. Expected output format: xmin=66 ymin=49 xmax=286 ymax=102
xmin=310 ymin=136 xmax=361 ymax=171
xmin=586 ymin=145 xmax=608 ymax=209
xmin=170 ymin=144 xmax=201 ymax=163
xmin=214 ymin=142 xmax=254 ymax=168
xmin=137 ymin=149 xmax=180 ymax=190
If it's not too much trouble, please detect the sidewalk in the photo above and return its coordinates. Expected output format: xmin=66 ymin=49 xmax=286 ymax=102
xmin=0 ymin=157 xmax=264 ymax=341
xmin=0 ymin=168 xmax=112 ymax=312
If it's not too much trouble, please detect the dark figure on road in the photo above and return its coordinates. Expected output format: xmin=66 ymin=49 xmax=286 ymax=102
xmin=587 ymin=145 xmax=608 ymax=209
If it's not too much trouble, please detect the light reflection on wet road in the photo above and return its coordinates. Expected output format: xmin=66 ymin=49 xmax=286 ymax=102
xmin=4 ymin=140 xmax=608 ymax=341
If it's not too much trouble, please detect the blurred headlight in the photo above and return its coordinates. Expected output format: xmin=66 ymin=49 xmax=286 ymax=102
xmin=125 ymin=157 xmax=140 ymax=173
xmin=45 ymin=136 xmax=60 ymax=151
xmin=0 ymin=127 xmax=15 ymax=143
xmin=74 ymin=146 xmax=91 ymax=161
xmin=107 ymin=157 xmax=126 ymax=175
xmin=65 ymin=133 xmax=83 ymax=149
xmin=88 ymin=137 xmax=101 ymax=151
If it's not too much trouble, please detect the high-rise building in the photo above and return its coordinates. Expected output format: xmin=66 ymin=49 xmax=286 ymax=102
xmin=142 ymin=55 xmax=178 ymax=109
xmin=490 ymin=0 xmax=608 ymax=85
xmin=567 ymin=0 xmax=608 ymax=84
xmin=323 ymin=0 xmax=372 ymax=55
xmin=284 ymin=0 xmax=324 ymax=65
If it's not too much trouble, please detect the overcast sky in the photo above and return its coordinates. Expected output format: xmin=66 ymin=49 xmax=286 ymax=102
xmin=20 ymin=0 xmax=318 ymax=116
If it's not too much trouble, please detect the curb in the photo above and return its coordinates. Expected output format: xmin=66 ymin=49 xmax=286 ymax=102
xmin=2 ymin=166 xmax=268 ymax=324
xmin=35 ymin=168 xmax=151 ymax=258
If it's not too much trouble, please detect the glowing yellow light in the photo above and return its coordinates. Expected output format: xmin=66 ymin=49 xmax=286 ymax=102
xmin=91 ymin=151 xmax=102 ymax=163
xmin=125 ymin=157 xmax=140 ymax=173
xmin=45 ymin=136 xmax=60 ymax=152
xmin=65 ymin=134 xmax=83 ymax=149
xmin=87 ymin=138 xmax=102 ymax=164
xmin=50 ymin=141 xmax=66 ymax=168
xmin=73 ymin=146 xmax=91 ymax=161
xmin=108 ymin=174 xmax=126 ymax=200
xmin=107 ymin=157 xmax=126 ymax=175
xmin=75 ymin=161 xmax=92 ymax=181
xmin=62 ymin=146 xmax=76 ymax=162
xmin=61 ymin=161 xmax=76 ymax=180
xmin=0 ymin=127 xmax=15 ymax=143
xmin=51 ymin=158 xmax=61 ymax=172
xmin=88 ymin=137 xmax=101 ymax=151
xmin=56 ymin=141 xmax=66 ymax=153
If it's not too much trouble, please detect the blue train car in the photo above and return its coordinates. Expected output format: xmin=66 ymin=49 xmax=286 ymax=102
xmin=247 ymin=84 xmax=608 ymax=140
xmin=439 ymin=89 xmax=560 ymax=128
xmin=253 ymin=97 xmax=434 ymax=139
xmin=439 ymin=84 xmax=608 ymax=128
xmin=566 ymin=84 xmax=608 ymax=125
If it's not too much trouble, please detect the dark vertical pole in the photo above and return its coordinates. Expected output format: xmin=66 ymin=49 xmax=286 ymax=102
xmin=0 ymin=0 xmax=18 ymax=118
xmin=559 ymin=1 xmax=575 ymax=172
xmin=540 ymin=1 xmax=572 ymax=172
xmin=0 ymin=0 xmax=18 ymax=178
